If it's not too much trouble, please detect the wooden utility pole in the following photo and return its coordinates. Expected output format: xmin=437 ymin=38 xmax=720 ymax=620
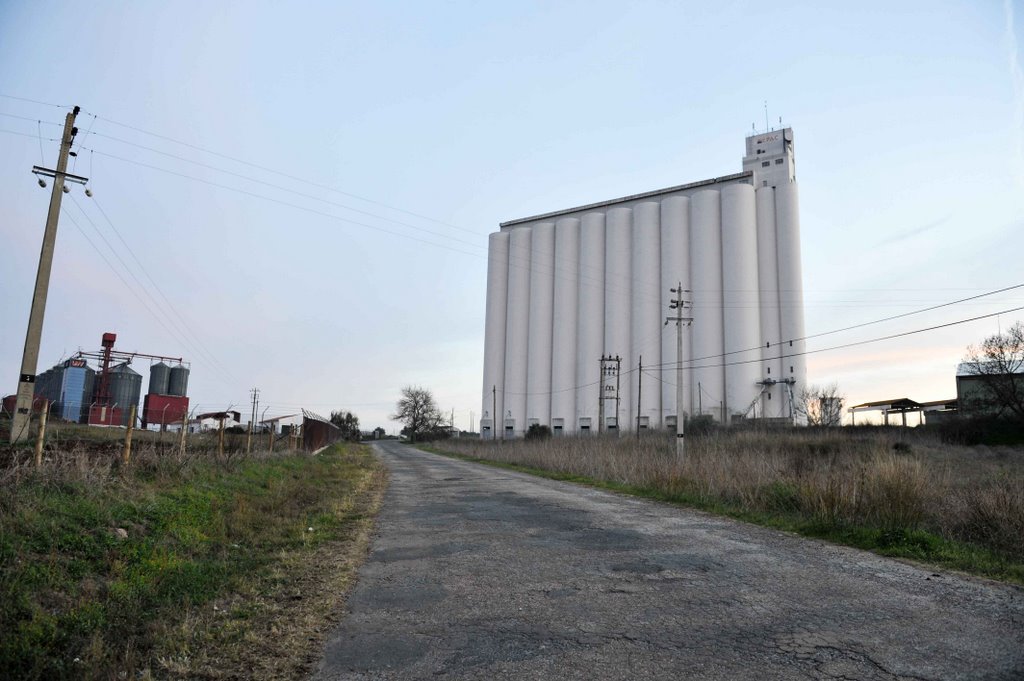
xmin=11 ymin=106 xmax=87 ymax=443
xmin=492 ymin=385 xmax=498 ymax=441
xmin=34 ymin=400 xmax=49 ymax=467
xmin=123 ymin=405 xmax=137 ymax=465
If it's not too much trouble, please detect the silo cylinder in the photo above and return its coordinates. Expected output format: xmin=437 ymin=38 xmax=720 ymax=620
xmin=551 ymin=218 xmax=580 ymax=434
xmin=526 ymin=222 xmax=556 ymax=427
xmin=721 ymin=184 xmax=761 ymax=422
xmin=503 ymin=227 xmax=532 ymax=436
xmin=631 ymin=202 xmax=661 ymax=429
xmin=755 ymin=186 xmax=783 ymax=416
xmin=576 ymin=213 xmax=605 ymax=432
xmin=660 ymin=196 xmax=691 ymax=422
xmin=689 ymin=190 xmax=725 ymax=421
xmin=482 ymin=231 xmax=510 ymax=437
xmin=775 ymin=181 xmax=808 ymax=420
xmin=604 ymin=207 xmax=632 ymax=430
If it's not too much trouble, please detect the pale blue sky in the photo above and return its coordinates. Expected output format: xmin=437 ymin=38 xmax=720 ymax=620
xmin=1 ymin=1 xmax=1022 ymax=429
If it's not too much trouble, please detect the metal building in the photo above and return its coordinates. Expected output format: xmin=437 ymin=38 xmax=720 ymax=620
xmin=33 ymin=359 xmax=95 ymax=422
xmin=108 ymin=362 xmax=143 ymax=426
xmin=481 ymin=128 xmax=807 ymax=437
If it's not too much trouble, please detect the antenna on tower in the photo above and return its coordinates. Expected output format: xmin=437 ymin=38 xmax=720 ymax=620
xmin=764 ymin=101 xmax=770 ymax=132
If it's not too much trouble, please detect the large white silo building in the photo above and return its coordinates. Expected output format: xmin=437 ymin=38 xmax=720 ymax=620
xmin=481 ymin=128 xmax=807 ymax=437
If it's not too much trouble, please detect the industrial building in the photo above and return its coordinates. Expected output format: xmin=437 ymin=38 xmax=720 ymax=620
xmin=32 ymin=359 xmax=95 ymax=422
xmin=13 ymin=332 xmax=191 ymax=428
xmin=481 ymin=128 xmax=807 ymax=437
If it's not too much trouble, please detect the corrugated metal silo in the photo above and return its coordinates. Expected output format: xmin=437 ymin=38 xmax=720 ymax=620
xmin=149 ymin=362 xmax=171 ymax=395
xmin=109 ymin=363 xmax=142 ymax=426
xmin=168 ymin=364 xmax=190 ymax=396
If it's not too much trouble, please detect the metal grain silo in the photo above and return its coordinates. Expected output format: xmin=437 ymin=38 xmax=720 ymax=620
xmin=149 ymin=362 xmax=171 ymax=395
xmin=526 ymin=222 xmax=555 ymax=428
xmin=551 ymin=217 xmax=580 ymax=435
xmin=168 ymin=364 xmax=190 ymax=396
xmin=109 ymin=363 xmax=142 ymax=426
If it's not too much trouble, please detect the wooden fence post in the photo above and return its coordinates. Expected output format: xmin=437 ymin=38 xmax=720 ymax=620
xmin=123 ymin=405 xmax=137 ymax=465
xmin=178 ymin=411 xmax=188 ymax=456
xmin=218 ymin=417 xmax=225 ymax=457
xmin=34 ymin=400 xmax=49 ymax=467
xmin=267 ymin=427 xmax=273 ymax=453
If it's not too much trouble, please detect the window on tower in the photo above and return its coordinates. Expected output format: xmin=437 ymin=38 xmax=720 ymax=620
xmin=761 ymin=161 xmax=770 ymax=167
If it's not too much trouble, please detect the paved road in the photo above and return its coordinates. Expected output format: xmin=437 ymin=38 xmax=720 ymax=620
xmin=314 ymin=441 xmax=1024 ymax=680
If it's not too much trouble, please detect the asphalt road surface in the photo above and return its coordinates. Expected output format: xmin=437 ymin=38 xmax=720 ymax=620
xmin=313 ymin=441 xmax=1024 ymax=680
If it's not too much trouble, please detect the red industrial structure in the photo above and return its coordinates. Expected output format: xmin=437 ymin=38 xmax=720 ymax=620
xmin=71 ymin=332 xmax=189 ymax=428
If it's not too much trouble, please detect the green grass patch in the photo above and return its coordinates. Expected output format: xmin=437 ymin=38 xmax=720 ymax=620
xmin=0 ymin=443 xmax=384 ymax=680
xmin=421 ymin=444 xmax=1024 ymax=585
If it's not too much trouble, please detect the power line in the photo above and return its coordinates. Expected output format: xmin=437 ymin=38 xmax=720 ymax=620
xmin=81 ymin=147 xmax=486 ymax=258
xmin=61 ymin=202 xmax=239 ymax=388
xmin=78 ymin=109 xmax=482 ymax=236
xmin=83 ymin=130 xmax=488 ymax=250
xmin=84 ymin=195 xmax=240 ymax=383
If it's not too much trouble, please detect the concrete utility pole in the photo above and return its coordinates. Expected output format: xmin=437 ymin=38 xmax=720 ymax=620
xmin=247 ymin=387 xmax=259 ymax=453
xmin=10 ymin=106 xmax=87 ymax=443
xmin=636 ymin=356 xmax=643 ymax=441
xmin=665 ymin=283 xmax=693 ymax=462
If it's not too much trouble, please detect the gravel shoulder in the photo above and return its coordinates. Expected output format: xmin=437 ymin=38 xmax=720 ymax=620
xmin=314 ymin=441 xmax=1024 ymax=680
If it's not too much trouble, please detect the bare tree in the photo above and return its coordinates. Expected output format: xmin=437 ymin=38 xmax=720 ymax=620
xmin=960 ymin=322 xmax=1024 ymax=420
xmin=796 ymin=383 xmax=845 ymax=426
xmin=392 ymin=386 xmax=444 ymax=442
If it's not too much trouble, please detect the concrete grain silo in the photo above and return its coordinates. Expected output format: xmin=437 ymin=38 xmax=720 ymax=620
xmin=481 ymin=128 xmax=807 ymax=436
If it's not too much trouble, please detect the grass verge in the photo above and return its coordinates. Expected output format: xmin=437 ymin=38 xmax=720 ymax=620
xmin=421 ymin=439 xmax=1024 ymax=586
xmin=0 ymin=443 xmax=387 ymax=680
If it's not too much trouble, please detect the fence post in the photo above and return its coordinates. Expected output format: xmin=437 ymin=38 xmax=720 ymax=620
xmin=267 ymin=427 xmax=274 ymax=453
xmin=218 ymin=417 xmax=225 ymax=457
xmin=178 ymin=411 xmax=187 ymax=456
xmin=123 ymin=405 xmax=137 ymax=465
xmin=34 ymin=400 xmax=49 ymax=467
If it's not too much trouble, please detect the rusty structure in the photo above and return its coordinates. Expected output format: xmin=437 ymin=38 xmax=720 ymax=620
xmin=302 ymin=409 xmax=342 ymax=451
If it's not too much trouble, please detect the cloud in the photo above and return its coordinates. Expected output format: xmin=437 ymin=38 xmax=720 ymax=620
xmin=1007 ymin=0 xmax=1024 ymax=188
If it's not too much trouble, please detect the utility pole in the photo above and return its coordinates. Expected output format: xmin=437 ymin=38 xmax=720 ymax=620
xmin=636 ymin=356 xmax=643 ymax=441
xmin=599 ymin=355 xmax=622 ymax=435
xmin=665 ymin=283 xmax=693 ymax=461
xmin=492 ymin=385 xmax=498 ymax=441
xmin=247 ymin=387 xmax=259 ymax=454
xmin=11 ymin=106 xmax=87 ymax=443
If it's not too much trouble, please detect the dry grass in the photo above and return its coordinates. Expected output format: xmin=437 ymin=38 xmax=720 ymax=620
xmin=440 ymin=428 xmax=1024 ymax=566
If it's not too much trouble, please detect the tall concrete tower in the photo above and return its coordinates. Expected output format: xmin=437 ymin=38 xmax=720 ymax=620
xmin=481 ymin=128 xmax=807 ymax=437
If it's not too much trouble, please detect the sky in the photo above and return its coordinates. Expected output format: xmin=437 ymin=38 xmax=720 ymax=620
xmin=1 ymin=0 xmax=1022 ymax=430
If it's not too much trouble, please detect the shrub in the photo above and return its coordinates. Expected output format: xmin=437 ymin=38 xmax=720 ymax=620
xmin=525 ymin=424 xmax=552 ymax=440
